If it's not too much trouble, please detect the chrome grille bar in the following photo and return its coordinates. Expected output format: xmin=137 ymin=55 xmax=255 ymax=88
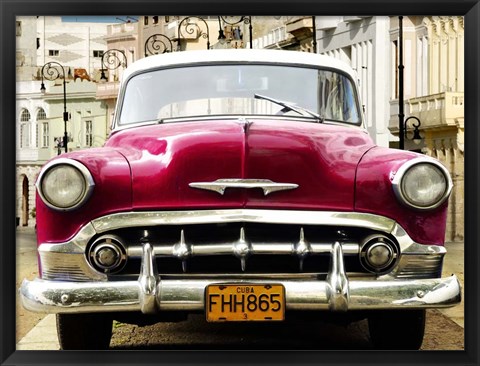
xmin=127 ymin=242 xmax=360 ymax=258
xmin=127 ymin=226 xmax=359 ymax=259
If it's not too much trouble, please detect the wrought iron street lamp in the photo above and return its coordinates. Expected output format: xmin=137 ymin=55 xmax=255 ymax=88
xmin=397 ymin=17 xmax=424 ymax=149
xmin=40 ymin=61 xmax=69 ymax=154
xmin=178 ymin=16 xmax=210 ymax=50
xmin=404 ymin=116 xmax=423 ymax=145
xmin=100 ymin=49 xmax=128 ymax=81
xmin=144 ymin=34 xmax=174 ymax=57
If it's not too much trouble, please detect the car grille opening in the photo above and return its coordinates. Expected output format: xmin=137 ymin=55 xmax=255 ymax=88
xmin=85 ymin=223 xmax=396 ymax=278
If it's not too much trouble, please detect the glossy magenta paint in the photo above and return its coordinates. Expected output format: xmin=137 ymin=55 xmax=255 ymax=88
xmin=37 ymin=118 xmax=449 ymax=246
xmin=106 ymin=120 xmax=375 ymax=211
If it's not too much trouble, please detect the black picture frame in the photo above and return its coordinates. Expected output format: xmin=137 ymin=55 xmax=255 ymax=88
xmin=2 ymin=1 xmax=479 ymax=365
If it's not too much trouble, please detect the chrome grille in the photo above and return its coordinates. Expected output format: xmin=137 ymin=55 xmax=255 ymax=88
xmin=92 ymin=223 xmax=382 ymax=276
xmin=37 ymin=211 xmax=446 ymax=282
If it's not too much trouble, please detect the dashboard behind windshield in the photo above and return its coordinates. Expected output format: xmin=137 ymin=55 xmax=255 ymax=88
xmin=118 ymin=64 xmax=361 ymax=126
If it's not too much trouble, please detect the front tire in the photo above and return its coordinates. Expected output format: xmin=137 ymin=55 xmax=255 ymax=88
xmin=56 ymin=313 xmax=113 ymax=350
xmin=368 ymin=310 xmax=426 ymax=350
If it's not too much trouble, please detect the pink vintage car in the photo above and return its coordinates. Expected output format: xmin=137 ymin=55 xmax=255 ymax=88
xmin=21 ymin=49 xmax=461 ymax=350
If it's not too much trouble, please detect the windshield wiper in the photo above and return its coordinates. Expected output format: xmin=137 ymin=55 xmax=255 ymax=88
xmin=254 ymin=93 xmax=323 ymax=122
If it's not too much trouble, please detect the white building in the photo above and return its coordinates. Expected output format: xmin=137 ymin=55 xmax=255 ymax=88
xmin=16 ymin=16 xmax=113 ymax=228
xmin=388 ymin=16 xmax=464 ymax=242
xmin=315 ymin=16 xmax=392 ymax=147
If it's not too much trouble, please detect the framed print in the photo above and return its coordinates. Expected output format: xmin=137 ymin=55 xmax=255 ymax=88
xmin=2 ymin=0 xmax=479 ymax=365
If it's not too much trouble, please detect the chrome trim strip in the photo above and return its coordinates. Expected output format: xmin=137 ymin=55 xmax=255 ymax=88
xmin=189 ymin=179 xmax=299 ymax=196
xmin=90 ymin=210 xmax=397 ymax=234
xmin=126 ymin=241 xmax=360 ymax=262
xmin=38 ymin=223 xmax=107 ymax=281
xmin=20 ymin=275 xmax=461 ymax=313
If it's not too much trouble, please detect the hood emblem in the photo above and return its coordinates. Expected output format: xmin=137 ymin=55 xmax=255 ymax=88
xmin=189 ymin=179 xmax=298 ymax=196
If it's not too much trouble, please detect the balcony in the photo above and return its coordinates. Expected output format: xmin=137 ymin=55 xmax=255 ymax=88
xmin=108 ymin=22 xmax=136 ymax=36
xmin=286 ymin=17 xmax=313 ymax=40
xmin=96 ymin=81 xmax=120 ymax=100
xmin=16 ymin=148 xmax=39 ymax=162
xmin=389 ymin=92 xmax=464 ymax=134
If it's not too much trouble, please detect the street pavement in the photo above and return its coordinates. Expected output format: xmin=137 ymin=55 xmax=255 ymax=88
xmin=15 ymin=230 xmax=465 ymax=350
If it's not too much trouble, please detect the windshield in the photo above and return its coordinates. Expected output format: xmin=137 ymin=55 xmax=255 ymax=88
xmin=118 ymin=64 xmax=361 ymax=126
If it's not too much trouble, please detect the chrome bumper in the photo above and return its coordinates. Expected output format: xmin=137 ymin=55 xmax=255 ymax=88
xmin=20 ymin=241 xmax=461 ymax=314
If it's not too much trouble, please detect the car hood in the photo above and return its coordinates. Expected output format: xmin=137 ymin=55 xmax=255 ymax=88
xmin=107 ymin=119 xmax=375 ymax=211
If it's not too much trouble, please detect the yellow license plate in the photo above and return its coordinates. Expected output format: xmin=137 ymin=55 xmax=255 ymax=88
xmin=206 ymin=284 xmax=285 ymax=322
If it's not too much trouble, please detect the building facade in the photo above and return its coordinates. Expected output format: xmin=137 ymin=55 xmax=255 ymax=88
xmin=16 ymin=16 xmax=111 ymax=227
xmin=388 ymin=16 xmax=464 ymax=242
xmin=314 ymin=16 xmax=392 ymax=148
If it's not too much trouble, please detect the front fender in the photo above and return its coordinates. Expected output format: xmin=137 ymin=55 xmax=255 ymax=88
xmin=36 ymin=148 xmax=132 ymax=244
xmin=355 ymin=147 xmax=448 ymax=245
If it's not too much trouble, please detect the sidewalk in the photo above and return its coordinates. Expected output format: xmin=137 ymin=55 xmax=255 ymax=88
xmin=16 ymin=315 xmax=59 ymax=350
xmin=16 ymin=241 xmax=465 ymax=350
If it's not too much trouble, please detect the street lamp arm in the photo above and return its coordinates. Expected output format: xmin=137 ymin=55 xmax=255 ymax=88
xmin=100 ymin=49 xmax=128 ymax=81
xmin=178 ymin=16 xmax=211 ymax=50
xmin=40 ymin=61 xmax=69 ymax=154
xmin=404 ymin=116 xmax=423 ymax=145
xmin=144 ymin=34 xmax=174 ymax=57
xmin=41 ymin=61 xmax=66 ymax=82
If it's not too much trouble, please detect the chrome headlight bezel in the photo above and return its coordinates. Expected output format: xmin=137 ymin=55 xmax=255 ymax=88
xmin=392 ymin=157 xmax=453 ymax=211
xmin=36 ymin=158 xmax=95 ymax=211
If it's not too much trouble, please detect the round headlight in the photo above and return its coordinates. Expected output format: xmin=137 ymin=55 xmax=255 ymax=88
xmin=37 ymin=159 xmax=95 ymax=211
xmin=392 ymin=158 xmax=452 ymax=210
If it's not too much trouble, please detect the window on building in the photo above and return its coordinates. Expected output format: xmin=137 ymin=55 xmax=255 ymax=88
xmin=144 ymin=16 xmax=149 ymax=26
xmin=16 ymin=21 xmax=22 ymax=36
xmin=165 ymin=16 xmax=170 ymax=23
xmin=37 ymin=38 xmax=40 ymax=49
xmin=37 ymin=108 xmax=47 ymax=148
xmin=93 ymin=50 xmax=104 ymax=58
xmin=20 ymin=109 xmax=31 ymax=148
xmin=42 ymin=122 xmax=49 ymax=148
xmin=21 ymin=109 xmax=31 ymax=122
xmin=85 ymin=120 xmax=93 ymax=147
xmin=49 ymin=50 xmax=59 ymax=57
xmin=153 ymin=16 xmax=159 ymax=24
xmin=37 ymin=108 xmax=47 ymax=120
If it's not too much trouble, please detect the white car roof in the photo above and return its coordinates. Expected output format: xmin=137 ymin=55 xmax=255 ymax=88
xmin=121 ymin=49 xmax=357 ymax=84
